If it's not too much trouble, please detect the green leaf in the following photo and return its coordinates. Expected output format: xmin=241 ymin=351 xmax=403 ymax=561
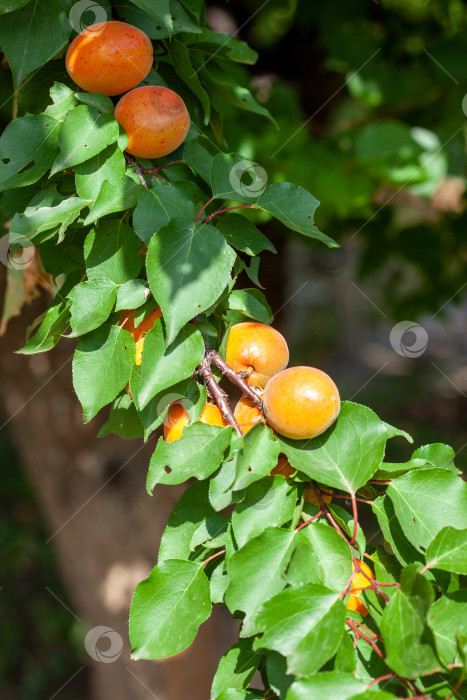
xmin=266 ymin=652 xmax=294 ymax=699
xmin=68 ymin=279 xmax=118 ymax=337
xmin=210 ymin=153 xmax=267 ymax=203
xmin=231 ymin=423 xmax=281 ymax=491
xmin=380 ymin=564 xmax=438 ymax=678
xmin=0 ymin=114 xmax=60 ymax=192
xmin=17 ymin=279 xmax=73 ymax=354
xmin=129 ymin=559 xmax=211 ymax=660
xmin=286 ymin=672 xmax=366 ymax=700
xmin=412 ymin=443 xmax=459 ymax=473
xmin=137 ymin=376 xmax=203 ymax=442
xmin=183 ymin=138 xmax=216 ymax=183
xmin=429 ymin=591 xmax=467 ymax=666
xmin=84 ymin=175 xmax=144 ymax=225
xmin=126 ymin=0 xmax=172 ymax=35
xmin=204 ymin=63 xmax=275 ymax=125
xmin=216 ymin=214 xmax=276 ymax=255
xmin=256 ymin=183 xmax=337 ymax=246
xmin=76 ymin=92 xmax=115 ymax=114
xmin=10 ymin=196 xmax=91 ymax=242
xmin=147 ymin=423 xmax=232 ymax=490
xmin=0 ymin=0 xmax=31 ymax=13
xmin=225 ymin=527 xmax=296 ymax=636
xmin=387 ymin=468 xmax=467 ymax=551
xmin=232 ymin=476 xmax=297 ymax=548
xmin=280 ymin=402 xmax=410 ymax=494
xmin=132 ymin=321 xmax=204 ymax=410
xmin=190 ymin=514 xmax=229 ymax=551
xmin=132 ymin=182 xmax=196 ymax=244
xmin=51 ymin=105 xmax=119 ymax=174
xmin=0 ymin=0 xmax=71 ymax=87
xmin=158 ymin=480 xmax=214 ymax=562
xmin=425 ymin=527 xmax=467 ymax=575
xmin=189 ymin=29 xmax=258 ymax=65
xmin=97 ymin=391 xmax=144 ymax=440
xmin=301 ymin=522 xmax=353 ymax=593
xmin=224 ymin=289 xmax=272 ymax=323
xmin=254 ymin=584 xmax=346 ymax=676
xmin=74 ymin=143 xmax=126 ymax=200
xmin=372 ymin=495 xmax=424 ymax=567
xmin=211 ymin=639 xmax=262 ymax=699
xmin=115 ymin=279 xmax=149 ymax=312
xmin=210 ymin=559 xmax=230 ymax=604
xmin=72 ymin=325 xmax=136 ymax=423
xmin=165 ymin=38 xmax=210 ymax=124
xmin=285 ymin=530 xmax=321 ymax=588
xmin=146 ymin=217 xmax=236 ymax=344
xmin=44 ymin=82 xmax=77 ymax=119
xmin=84 ymin=219 xmax=142 ymax=284
xmin=209 ymin=458 xmax=245 ymax=512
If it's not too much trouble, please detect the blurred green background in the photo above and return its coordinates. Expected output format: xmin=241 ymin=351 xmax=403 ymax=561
xmin=1 ymin=0 xmax=467 ymax=697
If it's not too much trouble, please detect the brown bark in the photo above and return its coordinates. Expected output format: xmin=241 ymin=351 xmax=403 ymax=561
xmin=0 ymin=290 xmax=236 ymax=700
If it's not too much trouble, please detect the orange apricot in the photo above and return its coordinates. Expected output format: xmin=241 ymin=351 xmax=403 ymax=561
xmin=120 ymin=306 xmax=162 ymax=366
xmin=346 ymin=560 xmax=374 ymax=616
xmin=114 ymin=86 xmax=190 ymax=159
xmin=304 ymin=487 xmax=333 ymax=505
xmin=346 ymin=594 xmax=369 ymax=617
xmin=66 ymin=21 xmax=153 ymax=96
xmin=226 ymin=322 xmax=289 ymax=389
xmin=263 ymin=366 xmax=340 ymax=440
xmin=270 ymin=454 xmax=296 ymax=478
xmin=164 ymin=401 xmax=227 ymax=442
xmin=233 ymin=396 xmax=264 ymax=433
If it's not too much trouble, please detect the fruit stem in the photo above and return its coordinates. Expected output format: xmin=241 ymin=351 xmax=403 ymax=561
xmin=197 ymin=355 xmax=243 ymax=437
xmin=207 ymin=348 xmax=263 ymax=408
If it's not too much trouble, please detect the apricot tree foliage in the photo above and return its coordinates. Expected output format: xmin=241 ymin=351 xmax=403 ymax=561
xmin=0 ymin=1 xmax=466 ymax=698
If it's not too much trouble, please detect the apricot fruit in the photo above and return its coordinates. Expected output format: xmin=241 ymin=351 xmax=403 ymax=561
xmin=346 ymin=560 xmax=374 ymax=617
xmin=263 ymin=366 xmax=340 ymax=440
xmin=66 ymin=21 xmax=153 ymax=96
xmin=233 ymin=396 xmax=264 ymax=433
xmin=226 ymin=322 xmax=289 ymax=389
xmin=164 ymin=401 xmax=227 ymax=442
xmin=120 ymin=306 xmax=162 ymax=366
xmin=304 ymin=487 xmax=333 ymax=505
xmin=114 ymin=86 xmax=190 ymax=158
xmin=270 ymin=454 xmax=295 ymax=478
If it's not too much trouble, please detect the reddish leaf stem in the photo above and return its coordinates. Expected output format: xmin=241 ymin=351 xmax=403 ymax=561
xmin=368 ymin=673 xmax=395 ymax=687
xmin=195 ymin=196 xmax=215 ymax=222
xmin=197 ymin=355 xmax=243 ymax=437
xmin=349 ymin=492 xmax=358 ymax=546
xmin=311 ymin=483 xmax=349 ymax=543
xmin=295 ymin=510 xmax=323 ymax=531
xmin=201 ymin=549 xmax=226 ymax=567
xmin=142 ymin=160 xmax=184 ymax=173
xmin=199 ymin=204 xmax=255 ymax=223
xmin=207 ymin=348 xmax=263 ymax=407
xmin=346 ymin=618 xmax=385 ymax=659
xmin=321 ymin=490 xmax=373 ymax=505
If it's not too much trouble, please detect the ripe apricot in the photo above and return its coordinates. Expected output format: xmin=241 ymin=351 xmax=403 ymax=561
xmin=270 ymin=454 xmax=295 ymax=478
xmin=233 ymin=396 xmax=264 ymax=433
xmin=164 ymin=401 xmax=227 ymax=442
xmin=346 ymin=594 xmax=369 ymax=617
xmin=114 ymin=86 xmax=190 ymax=159
xmin=226 ymin=322 xmax=289 ymax=389
xmin=120 ymin=306 xmax=162 ymax=366
xmin=263 ymin=366 xmax=340 ymax=440
xmin=304 ymin=487 xmax=333 ymax=505
xmin=346 ymin=560 xmax=374 ymax=617
xmin=66 ymin=21 xmax=153 ymax=96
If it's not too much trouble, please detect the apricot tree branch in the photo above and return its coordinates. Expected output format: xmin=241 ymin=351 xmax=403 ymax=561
xmin=207 ymin=348 xmax=263 ymax=407
xmin=197 ymin=356 xmax=243 ymax=437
